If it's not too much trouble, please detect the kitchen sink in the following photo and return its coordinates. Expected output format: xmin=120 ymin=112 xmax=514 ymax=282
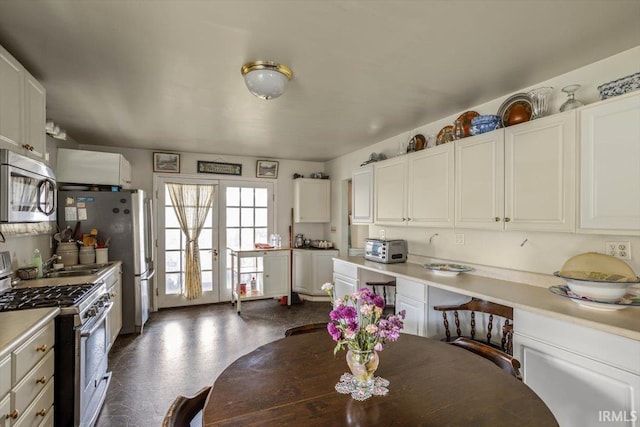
xmin=44 ymin=269 xmax=101 ymax=278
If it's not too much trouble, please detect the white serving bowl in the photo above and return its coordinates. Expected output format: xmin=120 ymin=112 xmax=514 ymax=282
xmin=561 ymin=277 xmax=634 ymax=302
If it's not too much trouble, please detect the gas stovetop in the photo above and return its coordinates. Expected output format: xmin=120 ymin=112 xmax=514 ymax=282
xmin=0 ymin=283 xmax=97 ymax=312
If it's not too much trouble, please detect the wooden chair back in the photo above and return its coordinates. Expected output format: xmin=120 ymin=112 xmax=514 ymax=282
xmin=450 ymin=337 xmax=522 ymax=380
xmin=284 ymin=322 xmax=328 ymax=337
xmin=367 ymin=280 xmax=397 ymax=314
xmin=162 ymin=386 xmax=212 ymax=427
xmin=433 ymin=297 xmax=514 ymax=355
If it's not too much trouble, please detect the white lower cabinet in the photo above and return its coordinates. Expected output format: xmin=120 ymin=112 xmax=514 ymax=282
xmin=263 ymin=251 xmax=290 ymax=296
xmin=105 ymin=266 xmax=123 ymax=351
xmin=514 ymin=309 xmax=640 ymax=427
xmin=395 ymin=278 xmax=427 ymax=337
xmin=293 ymin=249 xmax=338 ymax=297
xmin=333 ymin=259 xmax=359 ymax=302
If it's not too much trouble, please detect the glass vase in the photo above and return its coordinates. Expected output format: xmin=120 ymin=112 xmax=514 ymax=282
xmin=346 ymin=349 xmax=379 ymax=390
xmin=528 ymin=86 xmax=554 ymax=119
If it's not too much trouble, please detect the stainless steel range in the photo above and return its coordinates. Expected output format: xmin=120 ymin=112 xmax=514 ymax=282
xmin=0 ymin=252 xmax=112 ymax=427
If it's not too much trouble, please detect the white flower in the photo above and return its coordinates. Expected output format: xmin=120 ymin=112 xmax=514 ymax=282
xmin=321 ymin=283 xmax=333 ymax=292
xmin=335 ymin=297 xmax=345 ymax=306
xmin=360 ymin=304 xmax=373 ymax=315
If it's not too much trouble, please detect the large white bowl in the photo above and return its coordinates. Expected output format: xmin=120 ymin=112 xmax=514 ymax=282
xmin=561 ymin=277 xmax=634 ymax=302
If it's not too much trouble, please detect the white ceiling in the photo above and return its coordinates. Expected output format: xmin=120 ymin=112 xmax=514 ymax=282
xmin=0 ymin=1 xmax=638 ymax=162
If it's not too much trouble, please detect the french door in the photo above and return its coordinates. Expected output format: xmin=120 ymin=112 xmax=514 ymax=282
xmin=156 ymin=176 xmax=220 ymax=308
xmin=155 ymin=175 xmax=274 ymax=308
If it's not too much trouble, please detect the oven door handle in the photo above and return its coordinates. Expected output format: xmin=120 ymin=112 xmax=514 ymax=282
xmin=80 ymin=302 xmax=113 ymax=338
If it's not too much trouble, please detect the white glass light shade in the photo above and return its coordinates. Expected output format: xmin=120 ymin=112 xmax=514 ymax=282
xmin=241 ymin=61 xmax=293 ymax=100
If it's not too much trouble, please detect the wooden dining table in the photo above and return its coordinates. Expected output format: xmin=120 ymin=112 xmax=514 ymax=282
xmin=202 ymin=331 xmax=557 ymax=426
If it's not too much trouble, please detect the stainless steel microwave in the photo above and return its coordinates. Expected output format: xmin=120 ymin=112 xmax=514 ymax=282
xmin=364 ymin=238 xmax=407 ymax=264
xmin=0 ymin=149 xmax=57 ymax=223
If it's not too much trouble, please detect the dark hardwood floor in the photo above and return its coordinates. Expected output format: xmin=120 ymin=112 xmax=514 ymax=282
xmin=95 ymin=299 xmax=331 ymax=426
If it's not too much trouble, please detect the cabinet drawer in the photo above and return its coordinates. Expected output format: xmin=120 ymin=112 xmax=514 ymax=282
xmin=0 ymin=393 xmax=10 ymax=422
xmin=0 ymin=355 xmax=10 ymax=398
xmin=396 ymin=278 xmax=426 ymax=302
xmin=12 ymin=323 xmax=54 ymax=383
xmin=37 ymin=406 xmax=53 ymax=427
xmin=12 ymin=350 xmax=53 ymax=416
xmin=333 ymin=260 xmax=357 ymax=279
xmin=14 ymin=378 xmax=53 ymax=427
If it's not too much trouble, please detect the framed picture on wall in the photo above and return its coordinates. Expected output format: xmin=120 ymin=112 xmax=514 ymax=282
xmin=256 ymin=160 xmax=279 ymax=178
xmin=153 ymin=152 xmax=180 ymax=173
xmin=197 ymin=161 xmax=242 ymax=176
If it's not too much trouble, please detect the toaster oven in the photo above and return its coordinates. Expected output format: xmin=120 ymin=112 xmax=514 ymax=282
xmin=364 ymin=239 xmax=407 ymax=264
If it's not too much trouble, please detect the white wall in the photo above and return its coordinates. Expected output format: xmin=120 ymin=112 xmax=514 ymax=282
xmin=79 ymin=144 xmax=327 ymax=244
xmin=325 ymin=46 xmax=640 ymax=276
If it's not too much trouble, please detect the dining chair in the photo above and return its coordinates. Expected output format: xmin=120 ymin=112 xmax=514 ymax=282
xmin=450 ymin=337 xmax=522 ymax=380
xmin=284 ymin=322 xmax=328 ymax=337
xmin=162 ymin=386 xmax=212 ymax=427
xmin=433 ymin=297 xmax=514 ymax=355
xmin=366 ymin=280 xmax=397 ymax=314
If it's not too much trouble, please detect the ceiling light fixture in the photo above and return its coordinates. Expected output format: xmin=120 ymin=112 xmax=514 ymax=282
xmin=241 ymin=61 xmax=293 ymax=100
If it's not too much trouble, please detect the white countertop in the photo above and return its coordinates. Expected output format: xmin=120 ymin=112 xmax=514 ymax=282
xmin=337 ymin=256 xmax=640 ymax=341
xmin=0 ymin=308 xmax=60 ymax=360
xmin=13 ymin=261 xmax=122 ymax=288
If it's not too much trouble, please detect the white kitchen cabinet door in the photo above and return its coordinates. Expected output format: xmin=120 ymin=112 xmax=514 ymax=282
xmin=23 ymin=72 xmax=46 ymax=160
xmin=311 ymin=250 xmax=337 ymax=293
xmin=0 ymin=45 xmax=23 ymax=150
xmin=352 ymin=165 xmax=374 ymax=224
xmin=57 ymin=148 xmax=132 ymax=188
xmin=516 ymin=334 xmax=640 ymax=427
xmin=333 ymin=273 xmax=357 ymax=303
xmin=374 ymin=157 xmax=406 ymax=225
xmin=294 ymin=179 xmax=330 ymax=223
xmin=455 ymin=131 xmax=505 ymax=230
xmin=579 ymin=91 xmax=640 ymax=235
xmin=406 ymin=143 xmax=454 ymax=228
xmin=396 ymin=295 xmax=426 ymax=337
xmin=292 ymin=250 xmax=312 ymax=294
xmin=263 ymin=252 xmax=290 ymax=296
xmin=504 ymin=111 xmax=576 ymax=232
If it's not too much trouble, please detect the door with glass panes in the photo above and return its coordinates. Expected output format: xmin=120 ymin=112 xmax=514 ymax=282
xmin=220 ymin=182 xmax=274 ymax=302
xmin=156 ymin=176 xmax=219 ymax=307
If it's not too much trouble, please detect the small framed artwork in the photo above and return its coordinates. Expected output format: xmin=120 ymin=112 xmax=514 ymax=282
xmin=256 ymin=160 xmax=279 ymax=179
xmin=197 ymin=161 xmax=242 ymax=176
xmin=153 ymin=152 xmax=180 ymax=173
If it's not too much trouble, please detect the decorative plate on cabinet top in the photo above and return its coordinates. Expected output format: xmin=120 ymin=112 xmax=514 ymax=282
xmin=497 ymin=93 xmax=533 ymax=128
xmin=436 ymin=125 xmax=455 ymax=145
xmin=456 ymin=111 xmax=480 ymax=137
xmin=548 ymin=285 xmax=640 ymax=311
xmin=424 ymin=263 xmax=473 ymax=276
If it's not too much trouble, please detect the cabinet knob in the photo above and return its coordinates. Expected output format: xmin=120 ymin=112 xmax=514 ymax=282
xmin=495 ymin=217 xmax=501 ymax=222
xmin=36 ymin=376 xmax=47 ymax=384
xmin=110 ymin=292 xmax=117 ymax=298
xmin=6 ymin=409 xmax=18 ymax=419
xmin=36 ymin=409 xmax=46 ymax=417
xmin=402 ymin=218 xmax=406 ymax=221
xmin=504 ymin=217 xmax=511 ymax=222
xmin=36 ymin=344 xmax=47 ymax=352
xmin=407 ymin=217 xmax=412 ymax=221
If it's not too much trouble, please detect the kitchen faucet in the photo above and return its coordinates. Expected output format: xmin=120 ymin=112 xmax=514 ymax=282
xmin=42 ymin=255 xmax=61 ymax=274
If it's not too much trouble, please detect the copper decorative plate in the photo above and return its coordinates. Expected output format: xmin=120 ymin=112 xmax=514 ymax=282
xmin=497 ymin=93 xmax=533 ymax=127
xmin=436 ymin=125 xmax=455 ymax=145
xmin=456 ymin=111 xmax=479 ymax=137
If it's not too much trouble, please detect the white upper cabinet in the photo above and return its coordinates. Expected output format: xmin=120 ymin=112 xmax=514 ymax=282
xmin=23 ymin=72 xmax=46 ymax=160
xmin=0 ymin=46 xmax=24 ymax=149
xmin=578 ymin=91 xmax=640 ymax=235
xmin=351 ymin=164 xmax=374 ymax=224
xmin=294 ymin=178 xmax=330 ymax=223
xmin=504 ymin=111 xmax=576 ymax=232
xmin=0 ymin=44 xmax=46 ymax=161
xmin=57 ymin=148 xmax=132 ymax=188
xmin=455 ymin=131 xmax=505 ymax=230
xmin=456 ymin=112 xmax=576 ymax=232
xmin=375 ymin=143 xmax=454 ymax=227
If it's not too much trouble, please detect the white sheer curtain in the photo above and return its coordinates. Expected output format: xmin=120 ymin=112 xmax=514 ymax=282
xmin=167 ymin=183 xmax=216 ymax=300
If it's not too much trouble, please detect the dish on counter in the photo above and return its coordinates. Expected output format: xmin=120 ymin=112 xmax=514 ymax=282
xmin=423 ymin=263 xmax=473 ymax=276
xmin=497 ymin=93 xmax=533 ymax=127
xmin=436 ymin=125 xmax=455 ymax=145
xmin=456 ymin=111 xmax=479 ymax=137
xmin=548 ymin=285 xmax=640 ymax=311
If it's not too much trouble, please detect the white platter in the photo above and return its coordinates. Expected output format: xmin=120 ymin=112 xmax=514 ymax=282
xmin=549 ymin=285 xmax=640 ymax=311
xmin=423 ymin=263 xmax=473 ymax=277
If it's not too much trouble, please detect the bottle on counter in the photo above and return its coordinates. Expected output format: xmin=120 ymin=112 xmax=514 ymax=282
xmin=276 ymin=235 xmax=282 ymax=248
xmin=32 ymin=249 xmax=43 ymax=278
xmin=250 ymin=276 xmax=257 ymax=292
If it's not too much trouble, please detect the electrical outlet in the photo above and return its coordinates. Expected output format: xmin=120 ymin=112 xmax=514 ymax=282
xmin=379 ymin=229 xmax=385 ymax=240
xmin=455 ymin=233 xmax=465 ymax=245
xmin=605 ymin=241 xmax=631 ymax=260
